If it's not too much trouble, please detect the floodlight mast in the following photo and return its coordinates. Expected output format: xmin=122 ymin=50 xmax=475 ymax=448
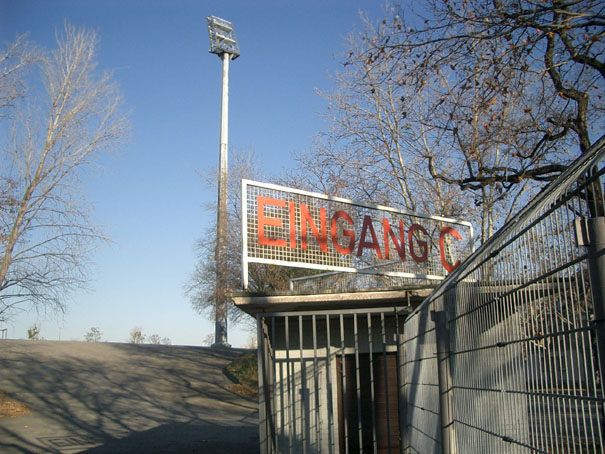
xmin=206 ymin=15 xmax=239 ymax=348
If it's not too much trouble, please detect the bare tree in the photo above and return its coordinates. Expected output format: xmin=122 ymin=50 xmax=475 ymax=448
xmin=202 ymin=333 xmax=214 ymax=346
xmin=185 ymin=149 xmax=307 ymax=334
xmin=0 ymin=23 xmax=128 ymax=322
xmin=0 ymin=34 xmax=39 ymax=117
xmin=297 ymin=29 xmax=472 ymax=219
xmin=84 ymin=326 xmax=102 ymax=342
xmin=148 ymin=334 xmax=161 ymax=345
xmin=300 ymin=1 xmax=604 ymax=242
xmin=26 ymin=323 xmax=40 ymax=340
xmin=129 ymin=326 xmax=145 ymax=344
xmin=317 ymin=0 xmax=604 ymax=240
xmin=244 ymin=331 xmax=257 ymax=350
xmin=185 ymin=149 xmax=263 ymax=329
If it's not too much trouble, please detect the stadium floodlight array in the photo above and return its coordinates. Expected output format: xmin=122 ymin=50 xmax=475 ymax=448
xmin=206 ymin=16 xmax=240 ymax=59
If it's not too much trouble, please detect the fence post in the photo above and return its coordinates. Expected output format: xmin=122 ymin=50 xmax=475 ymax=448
xmin=397 ymin=310 xmax=408 ymax=454
xmin=431 ymin=310 xmax=456 ymax=454
xmin=577 ymin=217 xmax=605 ymax=395
xmin=257 ymin=316 xmax=277 ymax=454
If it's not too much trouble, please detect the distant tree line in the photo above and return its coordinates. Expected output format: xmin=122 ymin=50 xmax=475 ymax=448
xmin=127 ymin=326 xmax=171 ymax=345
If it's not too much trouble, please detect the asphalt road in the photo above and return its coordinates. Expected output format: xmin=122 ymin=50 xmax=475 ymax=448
xmin=0 ymin=340 xmax=259 ymax=453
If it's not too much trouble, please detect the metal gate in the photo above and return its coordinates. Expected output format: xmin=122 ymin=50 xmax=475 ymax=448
xmin=256 ymin=308 xmax=408 ymax=454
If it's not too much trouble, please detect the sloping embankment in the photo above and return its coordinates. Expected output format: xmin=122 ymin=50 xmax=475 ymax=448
xmin=0 ymin=340 xmax=258 ymax=453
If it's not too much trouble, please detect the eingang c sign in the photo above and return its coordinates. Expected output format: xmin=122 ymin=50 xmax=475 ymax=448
xmin=241 ymin=180 xmax=474 ymax=289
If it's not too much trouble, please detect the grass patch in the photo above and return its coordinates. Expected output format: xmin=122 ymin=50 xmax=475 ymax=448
xmin=0 ymin=390 xmax=31 ymax=418
xmin=225 ymin=350 xmax=258 ymax=399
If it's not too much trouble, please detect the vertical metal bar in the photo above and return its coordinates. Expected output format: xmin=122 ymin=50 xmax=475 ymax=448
xmin=431 ymin=310 xmax=456 ymax=454
xmin=278 ymin=339 xmax=286 ymax=446
xmin=312 ymin=314 xmax=321 ymax=452
xmin=565 ymin=205 xmax=594 ymax=452
xmin=326 ymin=314 xmax=334 ymax=454
xmin=510 ymin=236 xmax=532 ymax=449
xmin=546 ymin=213 xmax=571 ymax=452
xmin=518 ymin=231 xmax=538 ymax=450
xmin=498 ymin=291 xmax=508 ymax=440
xmin=578 ymin=231 xmax=605 ymax=451
xmin=285 ymin=315 xmax=294 ymax=454
xmin=507 ymin=256 xmax=522 ymax=444
xmin=397 ymin=310 xmax=407 ymax=454
xmin=584 ymin=218 xmax=605 ymax=396
xmin=241 ymin=179 xmax=249 ymax=289
xmin=340 ymin=314 xmax=349 ymax=454
xmin=262 ymin=318 xmax=278 ymax=454
xmin=272 ymin=317 xmax=279 ymax=454
xmin=570 ymin=215 xmax=598 ymax=452
xmin=553 ymin=210 xmax=577 ymax=453
xmin=257 ymin=315 xmax=268 ymax=454
xmin=381 ymin=312 xmax=392 ymax=454
xmin=299 ymin=315 xmax=307 ymax=454
xmin=353 ymin=313 xmax=363 ymax=452
xmin=524 ymin=226 xmax=547 ymax=451
xmin=580 ymin=183 xmax=604 ymax=454
xmin=367 ymin=313 xmax=377 ymax=453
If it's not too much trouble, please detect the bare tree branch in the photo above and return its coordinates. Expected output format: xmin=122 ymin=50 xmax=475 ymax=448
xmin=303 ymin=0 xmax=603 ymax=240
xmin=0 ymin=23 xmax=128 ymax=322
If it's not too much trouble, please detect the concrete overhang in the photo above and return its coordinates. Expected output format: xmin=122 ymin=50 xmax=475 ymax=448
xmin=231 ymin=288 xmax=433 ymax=317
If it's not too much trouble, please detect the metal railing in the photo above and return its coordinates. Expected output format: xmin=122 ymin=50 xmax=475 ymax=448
xmin=404 ymin=135 xmax=605 ymax=453
xmin=288 ymin=261 xmax=440 ymax=295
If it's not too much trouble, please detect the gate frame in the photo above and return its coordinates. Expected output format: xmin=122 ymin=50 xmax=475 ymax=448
xmin=234 ymin=289 xmax=427 ymax=454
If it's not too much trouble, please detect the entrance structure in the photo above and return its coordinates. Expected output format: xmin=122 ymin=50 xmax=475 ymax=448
xmin=235 ymin=181 xmax=473 ymax=453
xmin=233 ymin=288 xmax=427 ymax=454
xmin=235 ymin=136 xmax=605 ymax=453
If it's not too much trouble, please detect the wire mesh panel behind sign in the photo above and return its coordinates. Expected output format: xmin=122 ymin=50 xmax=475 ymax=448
xmin=242 ymin=180 xmax=474 ymax=289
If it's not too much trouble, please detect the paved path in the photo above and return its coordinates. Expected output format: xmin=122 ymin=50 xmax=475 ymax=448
xmin=0 ymin=340 xmax=259 ymax=453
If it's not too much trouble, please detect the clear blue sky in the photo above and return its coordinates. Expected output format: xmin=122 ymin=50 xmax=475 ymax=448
xmin=0 ymin=0 xmax=387 ymax=346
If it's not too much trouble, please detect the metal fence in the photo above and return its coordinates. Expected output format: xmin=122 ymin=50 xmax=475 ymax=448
xmin=404 ymin=136 xmax=605 ymax=453
xmin=257 ymin=308 xmax=408 ymax=454
xmin=254 ymin=136 xmax=605 ymax=454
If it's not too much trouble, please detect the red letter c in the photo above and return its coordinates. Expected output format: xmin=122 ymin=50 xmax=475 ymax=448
xmin=439 ymin=226 xmax=462 ymax=273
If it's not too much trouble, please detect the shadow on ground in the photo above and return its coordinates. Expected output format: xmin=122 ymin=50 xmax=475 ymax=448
xmin=0 ymin=341 xmax=258 ymax=453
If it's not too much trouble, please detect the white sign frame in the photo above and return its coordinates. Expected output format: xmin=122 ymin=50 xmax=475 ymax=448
xmin=241 ymin=179 xmax=474 ymax=290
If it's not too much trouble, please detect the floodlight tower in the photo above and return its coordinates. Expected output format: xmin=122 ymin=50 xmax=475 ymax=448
xmin=207 ymin=16 xmax=240 ymax=348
